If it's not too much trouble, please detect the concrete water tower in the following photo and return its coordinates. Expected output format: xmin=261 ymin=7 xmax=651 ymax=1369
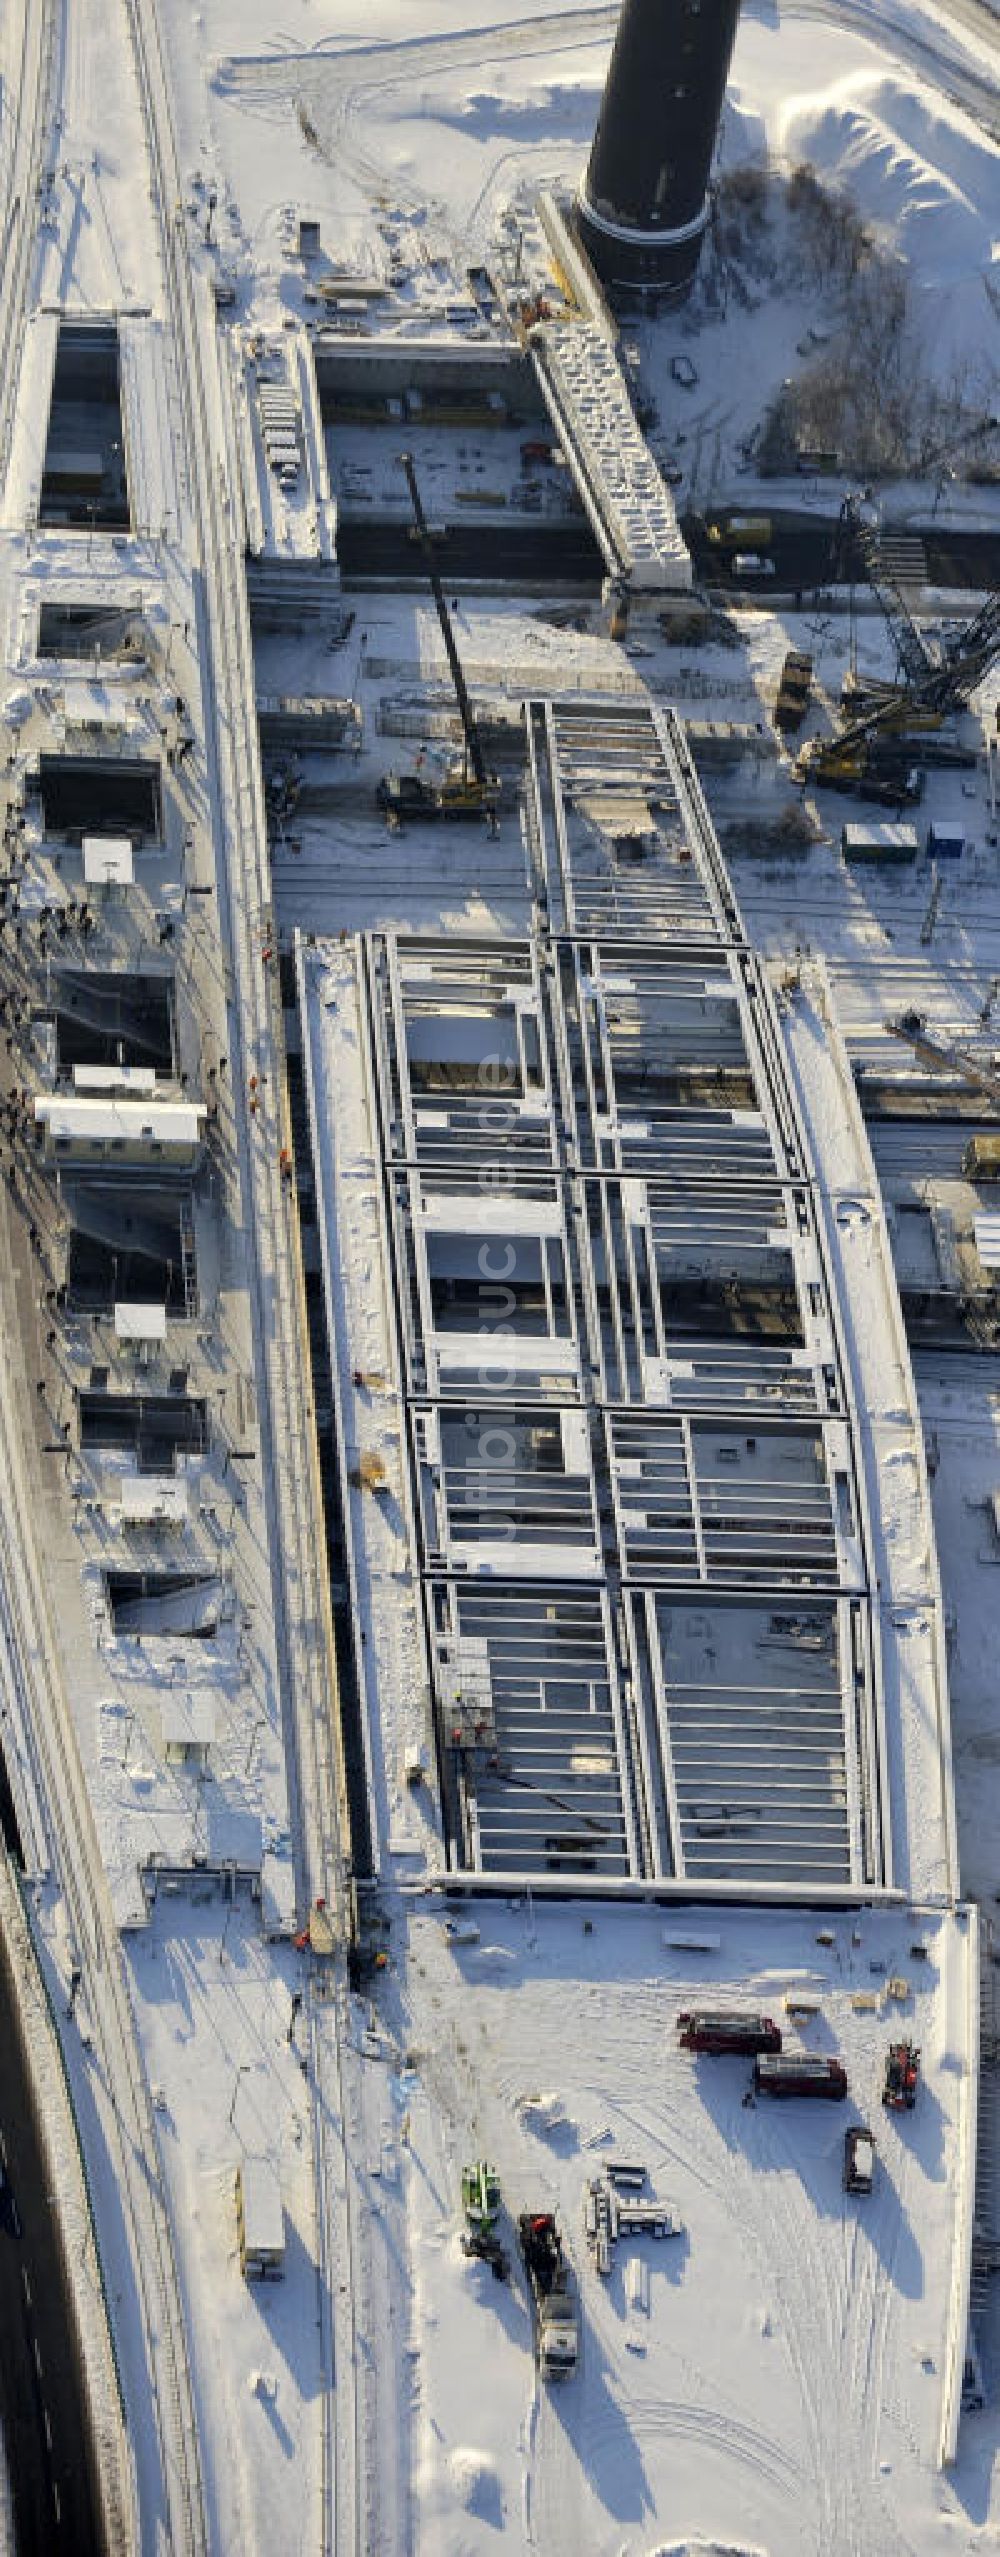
xmin=577 ymin=0 xmax=742 ymax=304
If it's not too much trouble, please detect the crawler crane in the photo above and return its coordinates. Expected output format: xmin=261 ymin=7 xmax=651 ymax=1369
xmin=376 ymin=453 xmax=501 ymax=828
xmin=798 ymin=493 xmax=1000 ymax=798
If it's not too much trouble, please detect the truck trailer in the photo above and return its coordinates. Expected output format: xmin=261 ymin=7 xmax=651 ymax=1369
xmin=678 ymin=2009 xmax=782 ymax=2057
xmin=518 ymin=2213 xmax=579 ymax=2378
xmin=754 ymin=2053 xmax=848 ymax=2101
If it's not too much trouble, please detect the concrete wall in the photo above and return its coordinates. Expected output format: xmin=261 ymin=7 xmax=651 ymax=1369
xmin=0 ymin=1850 xmax=135 ymax=2554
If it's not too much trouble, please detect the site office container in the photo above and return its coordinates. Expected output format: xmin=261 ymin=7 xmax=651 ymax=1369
xmin=841 ymin=821 xmax=919 ymax=865
xmin=677 ymin=2010 xmax=782 ymax=2057
xmin=753 ymin=2053 xmax=848 ymax=2100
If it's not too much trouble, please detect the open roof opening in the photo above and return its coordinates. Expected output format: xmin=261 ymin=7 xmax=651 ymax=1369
xmin=49 ymin=971 xmax=174 ymax=1072
xmin=39 ymin=322 xmax=131 ymax=531
xmin=38 ymin=756 xmax=161 ymax=842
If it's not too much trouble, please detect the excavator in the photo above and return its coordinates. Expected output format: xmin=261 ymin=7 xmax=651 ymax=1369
xmin=797 ymin=492 xmax=1000 ymax=798
xmin=376 ymin=452 xmax=501 ymax=829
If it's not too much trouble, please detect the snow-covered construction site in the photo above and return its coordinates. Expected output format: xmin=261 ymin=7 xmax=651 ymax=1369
xmin=0 ymin=0 xmax=1000 ymax=2554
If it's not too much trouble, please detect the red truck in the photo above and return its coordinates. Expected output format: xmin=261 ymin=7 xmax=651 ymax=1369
xmin=883 ymin=2041 xmax=920 ymax=2110
xmin=678 ymin=2010 xmax=782 ymax=2058
xmin=754 ymin=2053 xmax=848 ymax=2101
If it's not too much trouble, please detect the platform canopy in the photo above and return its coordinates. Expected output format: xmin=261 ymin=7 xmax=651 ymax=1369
xmin=114 ymin=1302 xmax=167 ymax=1341
xmin=83 ymin=835 xmax=134 ymax=885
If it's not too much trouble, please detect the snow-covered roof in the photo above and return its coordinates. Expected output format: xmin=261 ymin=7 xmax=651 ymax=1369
xmin=974 ymin=1212 xmax=1000 ymax=1269
xmin=120 ymin=1476 xmax=190 ymax=1526
xmin=161 ymin=1694 xmax=217 ymax=1748
xmin=531 ymin=320 xmax=692 ymax=592
xmin=72 ymin=1063 xmax=159 ymax=1094
xmin=34 ymin=1095 xmax=204 ymax=1144
xmin=236 ymin=2157 xmax=283 ymax=2256
xmin=83 ymin=836 xmax=134 ymax=884
xmin=113 ymin=1303 xmax=167 ymax=1342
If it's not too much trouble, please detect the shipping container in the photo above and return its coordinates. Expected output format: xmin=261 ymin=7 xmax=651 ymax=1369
xmin=841 ymin=821 xmax=919 ymax=864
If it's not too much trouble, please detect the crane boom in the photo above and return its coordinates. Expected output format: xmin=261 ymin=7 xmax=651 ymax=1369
xmin=399 ymin=451 xmax=488 ymax=788
xmin=885 ymin=1011 xmax=1000 ymax=1108
xmin=837 ymin=496 xmax=934 ymax=693
xmin=805 ymin=490 xmax=1000 ymax=792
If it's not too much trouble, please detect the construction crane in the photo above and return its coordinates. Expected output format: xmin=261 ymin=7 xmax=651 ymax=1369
xmin=798 ymin=493 xmax=1000 ymax=796
xmin=376 ymin=452 xmax=501 ymax=828
xmin=883 ymin=1009 xmax=1000 ymax=1109
xmin=832 ymin=493 xmax=932 ymax=697
xmin=920 ymin=412 xmax=1000 ymax=481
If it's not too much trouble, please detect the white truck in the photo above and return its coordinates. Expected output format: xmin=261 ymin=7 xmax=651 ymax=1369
xmin=518 ymin=2212 xmax=579 ymax=2378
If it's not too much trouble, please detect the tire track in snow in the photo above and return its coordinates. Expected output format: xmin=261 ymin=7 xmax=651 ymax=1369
xmin=737 ymin=2089 xmax=916 ymax=2557
xmin=215 ymin=7 xmax=617 ymax=250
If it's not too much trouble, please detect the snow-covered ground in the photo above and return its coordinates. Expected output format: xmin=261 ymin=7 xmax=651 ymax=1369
xmin=128 ymin=1901 xmax=321 ymax=2555
xmin=393 ymin=1897 xmax=974 ymax=2557
xmin=160 ymin=0 xmax=1000 ymax=531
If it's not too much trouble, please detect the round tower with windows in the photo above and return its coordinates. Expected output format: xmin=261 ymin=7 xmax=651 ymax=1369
xmin=577 ymin=0 xmax=743 ymax=302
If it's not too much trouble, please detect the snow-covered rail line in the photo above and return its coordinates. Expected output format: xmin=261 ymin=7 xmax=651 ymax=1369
xmin=0 ymin=1229 xmax=203 ymax=2553
xmin=126 ymin=0 xmax=374 ymax=2543
xmin=0 ymin=0 xmax=60 ymax=493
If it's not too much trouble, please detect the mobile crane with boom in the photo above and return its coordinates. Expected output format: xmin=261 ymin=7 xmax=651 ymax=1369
xmin=797 ymin=494 xmax=1000 ymax=797
xmin=376 ymin=453 xmax=501 ymax=828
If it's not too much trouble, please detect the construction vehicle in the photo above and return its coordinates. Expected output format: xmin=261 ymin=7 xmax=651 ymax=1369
xmin=517 ymin=2212 xmax=579 ymax=2378
xmin=753 ymin=2052 xmax=848 ymax=2100
xmin=774 ymin=648 xmax=813 ymax=734
xmin=884 ymin=1011 xmax=1000 ymax=1113
xmin=919 ymin=412 xmax=1000 ymax=482
xmin=963 ymin=1133 xmax=1000 ymax=1180
xmin=706 ymin=512 xmax=773 ymax=550
xmin=376 ymin=453 xmax=500 ymax=828
xmin=883 ymin=2040 xmax=920 ymax=2110
xmin=460 ymin=2160 xmax=509 ymax=2280
xmin=678 ymin=2008 xmax=782 ymax=2057
xmin=798 ymin=492 xmax=1000 ymax=796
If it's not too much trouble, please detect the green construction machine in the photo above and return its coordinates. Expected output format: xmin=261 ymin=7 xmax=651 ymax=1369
xmin=460 ymin=2160 xmax=509 ymax=2280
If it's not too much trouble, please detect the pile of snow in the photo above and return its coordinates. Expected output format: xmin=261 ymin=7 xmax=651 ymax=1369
xmin=448 ymin=2447 xmax=503 ymax=2523
xmin=774 ymin=72 xmax=1000 ymax=287
xmin=648 ymin=2543 xmax=769 ymax=2557
xmin=442 ymin=76 xmax=600 ymax=145
xmin=515 ymin=2090 xmax=578 ymax=2147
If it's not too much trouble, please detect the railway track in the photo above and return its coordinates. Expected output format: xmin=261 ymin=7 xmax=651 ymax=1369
xmin=126 ymin=1 xmax=368 ymax=2543
xmin=0 ymin=1254 xmax=204 ymax=2554
xmin=0 ymin=0 xmax=60 ymax=494
xmin=0 ymin=5 xmax=207 ymax=2549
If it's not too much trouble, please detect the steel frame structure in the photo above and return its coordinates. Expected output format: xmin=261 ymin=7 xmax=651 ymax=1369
xmin=353 ymin=699 xmax=891 ymax=1893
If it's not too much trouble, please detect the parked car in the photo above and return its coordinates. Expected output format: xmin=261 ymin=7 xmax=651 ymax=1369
xmin=844 ymin=2126 xmax=875 ymax=2193
xmin=670 ymin=354 xmax=698 ymax=390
